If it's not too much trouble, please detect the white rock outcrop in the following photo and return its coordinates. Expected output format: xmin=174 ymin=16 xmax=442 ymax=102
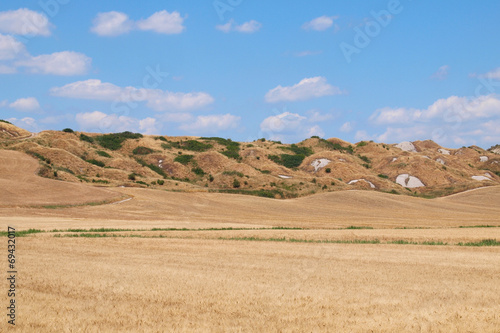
xmin=311 ymin=158 xmax=331 ymax=172
xmin=438 ymin=148 xmax=450 ymax=155
xmin=480 ymin=156 xmax=489 ymax=162
xmin=436 ymin=158 xmax=445 ymax=165
xmin=396 ymin=174 xmax=425 ymax=188
xmin=395 ymin=141 xmax=417 ymax=152
xmin=391 ymin=157 xmax=398 ymax=163
xmin=278 ymin=175 xmax=292 ymax=179
xmin=472 ymin=175 xmax=491 ymax=181
xmin=348 ymin=179 xmax=376 ymax=189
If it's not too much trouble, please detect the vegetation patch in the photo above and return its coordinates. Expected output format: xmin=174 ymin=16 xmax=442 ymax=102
xmin=202 ymin=137 xmax=241 ymax=160
xmin=96 ymin=131 xmax=143 ymax=150
xmin=280 ymin=144 xmax=314 ymax=156
xmin=318 ymin=139 xmax=354 ymax=154
xmin=96 ymin=150 xmax=112 ymax=158
xmin=223 ymin=170 xmax=244 ymax=177
xmin=191 ymin=167 xmax=205 ymax=176
xmin=79 ymin=134 xmax=94 ymax=144
xmin=268 ymin=154 xmax=305 ymax=169
xmin=62 ymin=128 xmax=74 ymax=133
xmin=86 ymin=159 xmax=105 ymax=167
xmin=135 ymin=158 xmax=166 ymax=177
xmin=174 ymin=154 xmax=194 ymax=165
xmin=457 ymin=239 xmax=500 ymax=246
xmin=133 ymin=146 xmax=154 ymax=155
xmin=0 ymin=119 xmax=13 ymax=125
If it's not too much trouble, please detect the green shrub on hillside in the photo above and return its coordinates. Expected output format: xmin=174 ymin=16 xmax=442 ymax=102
xmin=280 ymin=144 xmax=313 ymax=156
xmin=62 ymin=128 xmax=74 ymax=133
xmin=174 ymin=154 xmax=194 ymax=165
xmin=268 ymin=154 xmax=305 ymax=169
xmin=319 ymin=139 xmax=354 ymax=154
xmin=86 ymin=159 xmax=105 ymax=167
xmin=0 ymin=119 xmax=12 ymax=125
xmin=96 ymin=150 xmax=111 ymax=158
xmin=192 ymin=167 xmax=205 ymax=176
xmin=135 ymin=158 xmax=166 ymax=177
xmin=133 ymin=146 xmax=154 ymax=155
xmin=79 ymin=134 xmax=94 ymax=144
xmin=96 ymin=132 xmax=143 ymax=150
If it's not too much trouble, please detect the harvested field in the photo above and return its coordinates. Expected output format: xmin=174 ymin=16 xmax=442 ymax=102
xmin=1 ymin=148 xmax=500 ymax=331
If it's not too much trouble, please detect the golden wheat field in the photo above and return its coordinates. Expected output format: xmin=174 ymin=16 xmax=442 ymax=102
xmin=1 ymin=150 xmax=500 ymax=332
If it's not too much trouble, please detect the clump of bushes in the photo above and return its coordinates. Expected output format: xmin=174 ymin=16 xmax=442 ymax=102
xmin=79 ymin=134 xmax=94 ymax=144
xmin=133 ymin=146 xmax=154 ymax=155
xmin=135 ymin=158 xmax=167 ymax=177
xmin=174 ymin=154 xmax=194 ymax=165
xmin=356 ymin=141 xmax=368 ymax=147
xmin=378 ymin=174 xmax=389 ymax=179
xmin=202 ymin=137 xmax=241 ymax=160
xmin=62 ymin=128 xmax=74 ymax=133
xmin=192 ymin=167 xmax=205 ymax=176
xmin=96 ymin=131 xmax=143 ymax=150
xmin=86 ymin=159 xmax=105 ymax=167
xmin=318 ymin=139 xmax=354 ymax=154
xmin=0 ymin=119 xmax=12 ymax=124
xmin=280 ymin=144 xmax=313 ymax=156
xmin=96 ymin=150 xmax=111 ymax=158
xmin=233 ymin=178 xmax=241 ymax=188
xmin=268 ymin=154 xmax=305 ymax=169
xmin=223 ymin=171 xmax=244 ymax=177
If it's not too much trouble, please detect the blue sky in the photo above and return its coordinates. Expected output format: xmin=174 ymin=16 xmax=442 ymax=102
xmin=1 ymin=0 xmax=500 ymax=148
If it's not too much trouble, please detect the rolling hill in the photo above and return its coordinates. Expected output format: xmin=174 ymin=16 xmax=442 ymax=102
xmin=1 ymin=122 xmax=499 ymax=199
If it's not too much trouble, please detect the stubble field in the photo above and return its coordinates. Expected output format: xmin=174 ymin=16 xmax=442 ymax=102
xmin=1 ymin=150 xmax=500 ymax=332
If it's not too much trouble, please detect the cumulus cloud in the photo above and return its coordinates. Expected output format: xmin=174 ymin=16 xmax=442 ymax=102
xmin=370 ymin=94 xmax=500 ymax=125
xmin=216 ymin=19 xmax=262 ymax=33
xmin=478 ymin=67 xmax=500 ymax=79
xmin=9 ymin=97 xmax=40 ymax=111
xmin=259 ymin=111 xmax=326 ymax=142
xmin=265 ymin=77 xmax=344 ymax=103
xmin=431 ymin=65 xmax=449 ymax=80
xmin=0 ymin=34 xmax=26 ymax=60
xmin=75 ymin=111 xmax=162 ymax=135
xmin=90 ymin=11 xmax=133 ymax=37
xmin=6 ymin=117 xmax=38 ymax=132
xmin=179 ymin=114 xmax=240 ymax=134
xmin=15 ymin=51 xmax=91 ymax=75
xmin=364 ymin=94 xmax=500 ymax=147
xmin=302 ymin=16 xmax=339 ymax=32
xmin=50 ymin=79 xmax=214 ymax=112
xmin=340 ymin=121 xmax=353 ymax=133
xmin=91 ymin=10 xmax=186 ymax=36
xmin=136 ymin=10 xmax=186 ymax=34
xmin=0 ymin=8 xmax=52 ymax=37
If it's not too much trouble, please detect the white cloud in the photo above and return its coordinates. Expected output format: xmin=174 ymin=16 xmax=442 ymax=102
xmin=302 ymin=16 xmax=338 ymax=32
xmin=50 ymin=79 xmax=214 ymax=112
xmin=431 ymin=65 xmax=449 ymax=80
xmin=216 ymin=19 xmax=262 ymax=33
xmin=179 ymin=114 xmax=240 ymax=134
xmin=136 ymin=10 xmax=186 ymax=34
xmin=306 ymin=109 xmax=333 ymax=122
xmin=91 ymin=10 xmax=186 ymax=36
xmin=478 ymin=67 xmax=500 ymax=79
xmin=294 ymin=50 xmax=322 ymax=57
xmin=340 ymin=121 xmax=353 ymax=133
xmin=0 ymin=34 xmax=26 ymax=60
xmin=90 ymin=11 xmax=133 ymax=37
xmin=6 ymin=117 xmax=38 ymax=131
xmin=260 ymin=111 xmax=325 ymax=142
xmin=265 ymin=77 xmax=344 ymax=103
xmin=0 ymin=64 xmax=16 ymax=74
xmin=75 ymin=111 xmax=161 ymax=134
xmin=370 ymin=95 xmax=500 ymax=125
xmin=9 ymin=97 xmax=40 ymax=111
xmin=0 ymin=100 xmax=7 ymax=107
xmin=0 ymin=8 xmax=52 ymax=37
xmin=15 ymin=51 xmax=91 ymax=75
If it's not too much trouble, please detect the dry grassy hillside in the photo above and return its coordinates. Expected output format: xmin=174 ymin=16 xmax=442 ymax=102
xmin=1 ymin=123 xmax=499 ymax=199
